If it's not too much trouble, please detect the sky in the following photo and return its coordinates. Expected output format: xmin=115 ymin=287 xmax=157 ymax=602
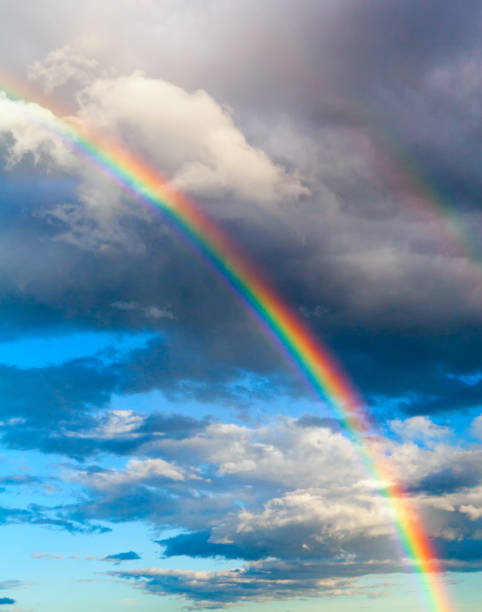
xmin=0 ymin=1 xmax=481 ymax=611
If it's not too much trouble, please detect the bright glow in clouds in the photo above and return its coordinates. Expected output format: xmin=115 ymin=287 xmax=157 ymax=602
xmin=0 ymin=72 xmax=307 ymax=205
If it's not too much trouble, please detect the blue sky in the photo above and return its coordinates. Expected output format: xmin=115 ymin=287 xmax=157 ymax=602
xmin=0 ymin=1 xmax=481 ymax=611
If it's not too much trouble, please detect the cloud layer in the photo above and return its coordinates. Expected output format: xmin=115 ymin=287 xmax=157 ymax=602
xmin=0 ymin=1 xmax=481 ymax=609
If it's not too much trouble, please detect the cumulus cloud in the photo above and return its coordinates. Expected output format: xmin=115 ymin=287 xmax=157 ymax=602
xmin=75 ymin=457 xmax=190 ymax=490
xmin=74 ymin=71 xmax=308 ymax=203
xmin=2 ymin=65 xmax=307 ymax=208
xmin=0 ymin=64 xmax=308 ymax=262
xmin=53 ymin=416 xmax=481 ymax=588
xmin=0 ymin=92 xmax=73 ymax=169
xmin=28 ymin=45 xmax=102 ymax=92
xmin=390 ymin=416 xmax=450 ymax=443
xmin=151 ymin=420 xmax=365 ymax=490
xmin=2 ymin=401 xmax=482 ymax=604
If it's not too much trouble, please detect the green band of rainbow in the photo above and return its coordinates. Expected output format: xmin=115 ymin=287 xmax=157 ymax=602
xmin=0 ymin=85 xmax=455 ymax=612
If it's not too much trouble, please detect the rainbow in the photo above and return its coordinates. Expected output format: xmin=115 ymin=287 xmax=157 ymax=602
xmin=0 ymin=83 xmax=454 ymax=612
xmin=335 ymin=102 xmax=481 ymax=283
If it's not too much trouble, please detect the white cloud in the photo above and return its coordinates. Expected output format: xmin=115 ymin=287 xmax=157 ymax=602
xmin=131 ymin=416 xmax=482 ymax=552
xmin=100 ymin=410 xmax=145 ymax=438
xmin=28 ymin=45 xmax=102 ymax=92
xmin=154 ymin=419 xmax=364 ymax=490
xmin=390 ymin=416 xmax=450 ymax=443
xmin=75 ymin=71 xmax=308 ymax=204
xmin=77 ymin=457 xmax=190 ymax=489
xmin=0 ymin=92 xmax=73 ymax=169
xmin=1 ymin=54 xmax=308 ymax=208
xmin=0 ymin=63 xmax=308 ymax=253
xmin=234 ymin=487 xmax=395 ymax=541
xmin=459 ymin=504 xmax=482 ymax=520
xmin=23 ymin=411 xmax=482 ymax=601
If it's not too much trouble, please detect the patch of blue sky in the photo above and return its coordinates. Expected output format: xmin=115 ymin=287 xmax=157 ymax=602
xmin=0 ymin=521 xmax=242 ymax=612
xmin=0 ymin=459 xmax=74 ymax=510
xmin=369 ymin=393 xmax=479 ymax=444
xmin=0 ymin=446 xmax=127 ymax=512
xmin=0 ymin=522 xmax=145 ymax=580
xmin=0 ymin=477 xmax=82 ymax=511
xmin=0 ymin=329 xmax=157 ymax=369
xmin=0 ymin=174 xmax=79 ymax=211
xmin=430 ymin=407 xmax=482 ymax=444
xmin=0 ymin=447 xmax=58 ymax=482
xmin=0 ymin=522 xmax=182 ymax=612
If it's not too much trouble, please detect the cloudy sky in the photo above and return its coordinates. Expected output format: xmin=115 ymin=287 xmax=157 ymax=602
xmin=0 ymin=1 xmax=481 ymax=611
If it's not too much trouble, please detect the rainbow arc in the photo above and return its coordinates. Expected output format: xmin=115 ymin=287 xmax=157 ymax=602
xmin=0 ymin=83 xmax=455 ymax=612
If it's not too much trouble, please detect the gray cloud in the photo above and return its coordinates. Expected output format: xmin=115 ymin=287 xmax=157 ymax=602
xmin=0 ymin=15 xmax=482 ymax=416
xmin=109 ymin=562 xmax=388 ymax=608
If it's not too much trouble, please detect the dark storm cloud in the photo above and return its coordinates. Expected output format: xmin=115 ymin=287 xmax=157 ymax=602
xmin=325 ymin=0 xmax=482 ymax=89
xmin=0 ymin=598 xmax=15 ymax=606
xmin=1 ymin=180 xmax=481 ymax=426
xmin=1 ymin=1 xmax=480 ymax=100
xmin=1 ymin=21 xmax=482 ymax=420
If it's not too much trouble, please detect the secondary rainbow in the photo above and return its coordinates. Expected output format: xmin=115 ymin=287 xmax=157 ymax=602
xmin=0 ymin=84 xmax=455 ymax=612
xmin=331 ymin=101 xmax=481 ymax=284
